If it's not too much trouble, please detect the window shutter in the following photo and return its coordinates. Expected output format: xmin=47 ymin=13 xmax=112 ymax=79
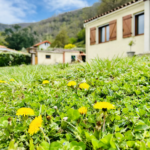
xmin=90 ymin=27 xmax=96 ymax=45
xmin=123 ymin=15 xmax=132 ymax=38
xmin=109 ymin=20 xmax=117 ymax=41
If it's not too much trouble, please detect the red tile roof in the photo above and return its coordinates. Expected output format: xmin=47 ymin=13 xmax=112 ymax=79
xmin=0 ymin=45 xmax=14 ymax=50
xmin=34 ymin=40 xmax=51 ymax=47
xmin=84 ymin=0 xmax=146 ymax=24
xmin=0 ymin=45 xmax=7 ymax=48
xmin=0 ymin=45 xmax=28 ymax=54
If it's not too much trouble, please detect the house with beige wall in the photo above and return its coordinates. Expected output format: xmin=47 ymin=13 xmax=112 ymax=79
xmin=36 ymin=49 xmax=85 ymax=65
xmin=84 ymin=0 xmax=150 ymax=61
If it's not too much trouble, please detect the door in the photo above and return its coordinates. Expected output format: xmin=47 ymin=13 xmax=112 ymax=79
xmin=35 ymin=53 xmax=38 ymax=65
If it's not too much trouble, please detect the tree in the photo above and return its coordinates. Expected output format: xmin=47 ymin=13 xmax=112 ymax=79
xmin=77 ymin=29 xmax=85 ymax=43
xmin=70 ymin=37 xmax=77 ymax=44
xmin=51 ymin=30 xmax=69 ymax=48
xmin=3 ymin=25 xmax=37 ymax=50
xmin=0 ymin=32 xmax=7 ymax=46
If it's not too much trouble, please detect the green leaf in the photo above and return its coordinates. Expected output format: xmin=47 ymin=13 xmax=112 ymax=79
xmin=40 ymin=141 xmax=50 ymax=150
xmin=127 ymin=141 xmax=135 ymax=148
xmin=140 ymin=141 xmax=146 ymax=150
xmin=134 ymin=125 xmax=149 ymax=131
xmin=67 ymin=108 xmax=80 ymax=121
xmin=100 ymin=134 xmax=116 ymax=149
xmin=85 ymin=132 xmax=96 ymax=142
xmin=115 ymin=115 xmax=121 ymax=121
xmin=91 ymin=139 xmax=102 ymax=150
xmin=115 ymin=133 xmax=124 ymax=142
xmin=124 ymin=130 xmax=133 ymax=140
xmin=8 ymin=139 xmax=15 ymax=150
xmin=70 ymin=141 xmax=86 ymax=150
xmin=29 ymin=139 xmax=34 ymax=150
xmin=49 ymin=142 xmax=62 ymax=150
xmin=122 ymin=108 xmax=128 ymax=114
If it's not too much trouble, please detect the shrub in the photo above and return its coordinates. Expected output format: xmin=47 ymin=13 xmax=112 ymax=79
xmin=0 ymin=52 xmax=31 ymax=66
xmin=64 ymin=44 xmax=76 ymax=49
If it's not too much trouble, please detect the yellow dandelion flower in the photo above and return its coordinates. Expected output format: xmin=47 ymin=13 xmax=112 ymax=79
xmin=28 ymin=115 xmax=43 ymax=135
xmin=0 ymin=80 xmax=6 ymax=83
xmin=10 ymin=79 xmax=15 ymax=81
xmin=93 ymin=102 xmax=115 ymax=111
xmin=79 ymin=83 xmax=90 ymax=90
xmin=78 ymin=107 xmax=87 ymax=115
xmin=16 ymin=108 xmax=35 ymax=116
xmin=67 ymin=81 xmax=77 ymax=86
xmin=42 ymin=80 xmax=49 ymax=84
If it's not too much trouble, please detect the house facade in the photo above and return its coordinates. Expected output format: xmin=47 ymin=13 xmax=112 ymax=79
xmin=84 ymin=0 xmax=150 ymax=61
xmin=34 ymin=40 xmax=51 ymax=50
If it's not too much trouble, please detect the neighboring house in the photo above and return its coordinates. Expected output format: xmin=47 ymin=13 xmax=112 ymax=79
xmin=34 ymin=40 xmax=51 ymax=50
xmin=0 ymin=45 xmax=27 ymax=54
xmin=27 ymin=40 xmax=51 ymax=65
xmin=0 ymin=45 xmax=16 ymax=53
xmin=84 ymin=0 xmax=150 ymax=61
xmin=30 ymin=48 xmax=86 ymax=65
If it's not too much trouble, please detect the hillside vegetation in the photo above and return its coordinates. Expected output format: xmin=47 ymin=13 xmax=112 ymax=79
xmin=1 ymin=56 xmax=150 ymax=149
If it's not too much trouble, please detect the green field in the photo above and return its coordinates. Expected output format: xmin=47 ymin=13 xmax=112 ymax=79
xmin=1 ymin=56 xmax=150 ymax=150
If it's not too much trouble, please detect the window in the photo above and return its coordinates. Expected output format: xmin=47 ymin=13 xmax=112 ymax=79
xmin=135 ymin=13 xmax=144 ymax=35
xmin=71 ymin=55 xmax=76 ymax=62
xmin=46 ymin=55 xmax=51 ymax=59
xmin=99 ymin=25 xmax=109 ymax=43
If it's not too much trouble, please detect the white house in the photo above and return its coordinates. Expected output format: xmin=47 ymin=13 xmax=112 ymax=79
xmin=84 ymin=0 xmax=150 ymax=61
xmin=33 ymin=40 xmax=51 ymax=50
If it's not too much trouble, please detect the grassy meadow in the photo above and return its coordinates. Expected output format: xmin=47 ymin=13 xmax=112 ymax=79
xmin=1 ymin=56 xmax=150 ymax=149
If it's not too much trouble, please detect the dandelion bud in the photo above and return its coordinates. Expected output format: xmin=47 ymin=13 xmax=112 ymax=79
xmin=46 ymin=116 xmax=51 ymax=121
xmin=8 ymin=117 xmax=12 ymax=125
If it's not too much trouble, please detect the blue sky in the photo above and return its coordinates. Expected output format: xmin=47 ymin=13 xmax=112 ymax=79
xmin=0 ymin=0 xmax=98 ymax=24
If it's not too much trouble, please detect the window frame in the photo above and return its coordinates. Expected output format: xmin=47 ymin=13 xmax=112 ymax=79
xmin=134 ymin=12 xmax=144 ymax=36
xmin=45 ymin=55 xmax=51 ymax=59
xmin=98 ymin=24 xmax=110 ymax=43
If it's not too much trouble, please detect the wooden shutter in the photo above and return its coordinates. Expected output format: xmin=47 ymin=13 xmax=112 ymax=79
xmin=90 ymin=27 xmax=96 ymax=45
xmin=109 ymin=20 xmax=117 ymax=41
xmin=123 ymin=15 xmax=132 ymax=38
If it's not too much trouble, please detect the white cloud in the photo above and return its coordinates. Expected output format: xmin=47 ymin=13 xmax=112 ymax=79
xmin=44 ymin=0 xmax=89 ymax=11
xmin=0 ymin=0 xmax=36 ymax=24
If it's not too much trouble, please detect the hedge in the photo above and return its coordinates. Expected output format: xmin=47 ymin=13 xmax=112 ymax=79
xmin=0 ymin=52 xmax=31 ymax=67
